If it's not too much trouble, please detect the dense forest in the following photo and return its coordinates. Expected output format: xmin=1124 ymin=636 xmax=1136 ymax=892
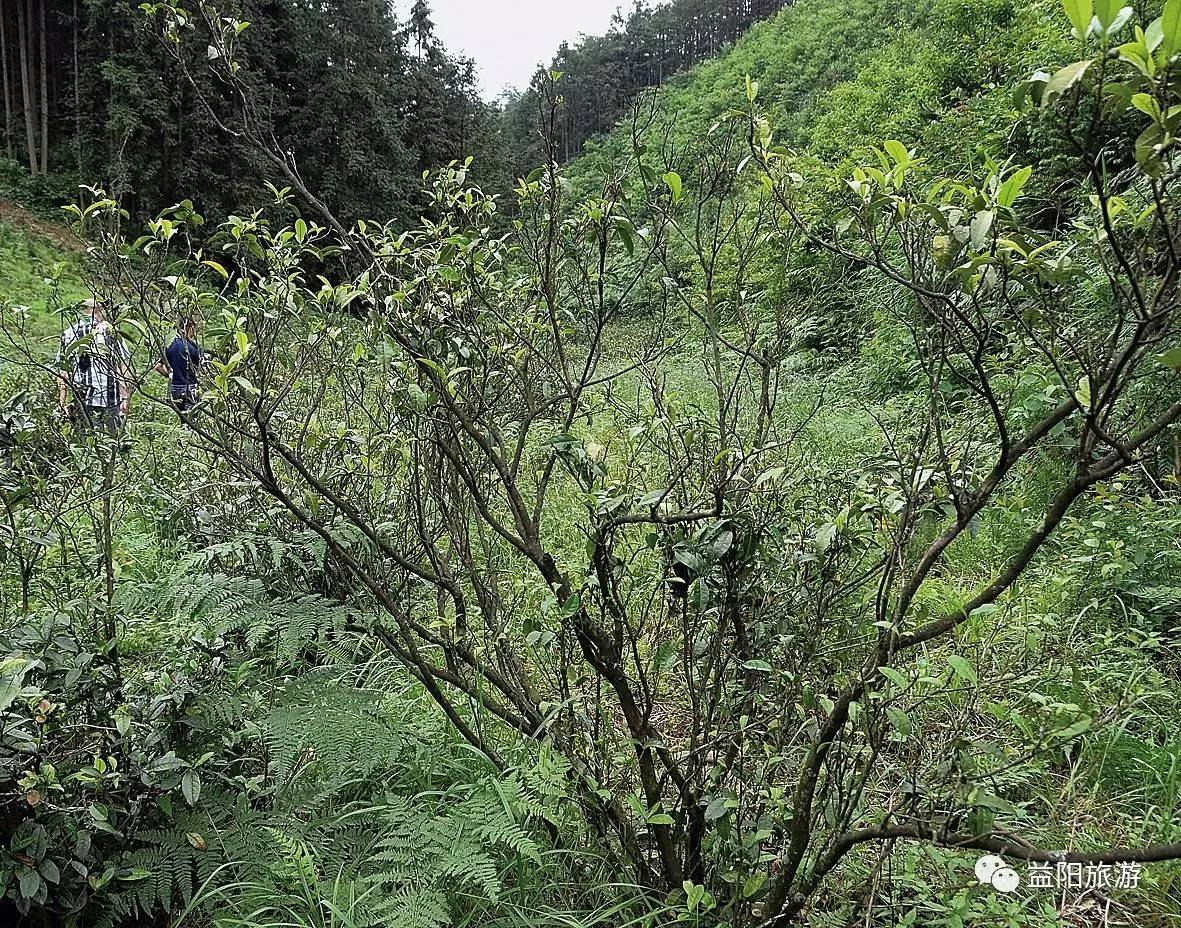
xmin=0 ymin=0 xmax=797 ymax=223
xmin=499 ymin=0 xmax=791 ymax=169
xmin=0 ymin=0 xmax=498 ymax=223
xmin=2 ymin=0 xmax=1181 ymax=927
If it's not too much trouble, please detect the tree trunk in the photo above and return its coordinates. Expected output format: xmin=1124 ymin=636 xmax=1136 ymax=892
xmin=16 ymin=0 xmax=36 ymax=173
xmin=38 ymin=0 xmax=46 ymax=173
xmin=73 ymin=0 xmax=80 ymax=175
xmin=1 ymin=2 xmax=13 ymax=159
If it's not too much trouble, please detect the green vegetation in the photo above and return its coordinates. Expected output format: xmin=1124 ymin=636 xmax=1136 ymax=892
xmin=0 ymin=214 xmax=85 ymax=341
xmin=566 ymin=0 xmax=1070 ymax=171
xmin=0 ymin=0 xmax=499 ymax=226
xmin=499 ymin=0 xmax=793 ymax=173
xmin=0 ymin=225 xmax=78 ymax=309
xmin=2 ymin=0 xmax=1181 ymax=927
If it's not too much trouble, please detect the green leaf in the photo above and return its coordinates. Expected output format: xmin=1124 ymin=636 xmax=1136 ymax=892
xmin=1014 ymin=72 xmax=1051 ymax=110
xmin=878 ymin=666 xmax=908 ymax=689
xmin=1135 ymin=122 xmax=1167 ymax=176
xmin=886 ymin=706 xmax=912 ymax=736
xmin=883 ymin=139 xmax=910 ymax=165
xmin=0 ymin=657 xmax=33 ymax=712
xmin=947 ymin=655 xmax=978 ymax=685
xmin=1156 ymin=346 xmax=1181 ymax=370
xmin=815 ymin=522 xmax=838 ymax=551
xmin=662 ymin=171 xmax=683 ymax=202
xmin=703 ymin=797 xmax=728 ymax=821
xmin=1100 ymin=5 xmax=1133 ymax=36
xmin=232 ymin=375 xmax=258 ymax=396
xmin=19 ymin=870 xmax=41 ymax=899
xmin=997 ymin=166 xmax=1033 ymax=208
xmin=1094 ymin=0 xmax=1120 ymax=27
xmin=1131 ymin=92 xmax=1163 ymax=121
xmin=1118 ymin=41 xmax=1153 ymax=76
xmin=1054 ymin=716 xmax=1093 ymax=740
xmin=743 ymin=872 xmax=767 ymax=899
xmin=1042 ymin=60 xmax=1093 ymax=105
xmin=1146 ymin=17 xmax=1166 ymax=54
xmin=683 ymin=881 xmax=706 ymax=912
xmin=755 ymin=465 xmax=786 ymax=486
xmin=39 ymin=860 xmax=60 ymax=885
xmin=201 ymin=259 xmax=229 ymax=279
xmin=1061 ymin=0 xmax=1092 ymax=37
xmin=152 ymin=753 xmax=188 ymax=771
xmin=21 ymin=824 xmax=48 ymax=860
xmin=970 ymin=788 xmax=1019 ymax=814
xmin=181 ymin=769 xmax=201 ymax=806
xmin=1164 ymin=0 xmax=1181 ymax=55
xmin=613 ymin=215 xmax=635 ymax=256
xmin=970 ymin=210 xmax=995 ymax=250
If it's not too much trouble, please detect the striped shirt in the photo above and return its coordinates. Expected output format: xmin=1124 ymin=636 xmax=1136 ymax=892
xmin=57 ymin=318 xmax=132 ymax=409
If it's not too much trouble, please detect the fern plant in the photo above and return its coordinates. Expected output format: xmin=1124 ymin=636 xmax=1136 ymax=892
xmin=5 ymin=533 xmax=598 ymax=928
xmin=171 ymin=662 xmax=573 ymax=928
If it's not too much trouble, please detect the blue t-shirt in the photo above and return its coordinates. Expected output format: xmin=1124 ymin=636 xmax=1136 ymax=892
xmin=164 ymin=337 xmax=202 ymax=394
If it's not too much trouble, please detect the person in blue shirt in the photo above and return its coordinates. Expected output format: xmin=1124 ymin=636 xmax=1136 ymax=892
xmin=155 ymin=317 xmax=203 ymax=412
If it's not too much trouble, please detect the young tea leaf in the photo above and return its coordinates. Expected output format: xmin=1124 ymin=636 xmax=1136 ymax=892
xmin=1061 ymin=0 xmax=1093 ymax=37
xmin=663 ymin=171 xmax=684 ymax=202
xmin=947 ymin=655 xmax=978 ymax=685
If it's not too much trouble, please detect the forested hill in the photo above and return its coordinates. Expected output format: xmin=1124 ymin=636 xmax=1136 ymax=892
xmin=0 ymin=0 xmax=499 ymax=225
xmin=2 ymin=0 xmax=793 ymax=228
xmin=569 ymin=0 xmax=1067 ymax=187
xmin=1 ymin=0 xmax=1071 ymax=235
xmin=500 ymin=0 xmax=792 ymax=173
xmin=565 ymin=0 xmax=1070 ymax=354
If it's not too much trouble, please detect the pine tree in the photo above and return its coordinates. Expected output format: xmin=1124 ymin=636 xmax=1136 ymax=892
xmin=17 ymin=0 xmax=37 ymax=173
xmin=409 ymin=0 xmax=434 ymax=57
xmin=1 ymin=4 xmax=13 ymax=159
xmin=38 ymin=0 xmax=47 ymax=173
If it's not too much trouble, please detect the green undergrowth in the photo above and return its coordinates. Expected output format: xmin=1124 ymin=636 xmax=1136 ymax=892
xmin=0 ymin=218 xmax=87 ymax=341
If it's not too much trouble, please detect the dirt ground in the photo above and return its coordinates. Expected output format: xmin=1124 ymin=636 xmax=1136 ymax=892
xmin=0 ymin=199 xmax=82 ymax=252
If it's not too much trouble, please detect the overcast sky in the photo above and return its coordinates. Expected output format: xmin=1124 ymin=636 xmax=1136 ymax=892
xmin=395 ymin=0 xmax=634 ymax=99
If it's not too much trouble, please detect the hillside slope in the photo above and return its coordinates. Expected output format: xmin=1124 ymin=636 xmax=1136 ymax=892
xmin=0 ymin=202 xmax=84 ymax=304
xmin=571 ymin=0 xmax=1067 ymax=189
xmin=0 ymin=203 xmax=87 ymax=347
xmin=566 ymin=0 xmax=1071 ymax=361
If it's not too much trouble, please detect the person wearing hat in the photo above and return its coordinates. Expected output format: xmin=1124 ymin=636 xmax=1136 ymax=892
xmin=56 ymin=298 xmax=133 ymax=435
xmin=155 ymin=316 xmax=204 ymax=412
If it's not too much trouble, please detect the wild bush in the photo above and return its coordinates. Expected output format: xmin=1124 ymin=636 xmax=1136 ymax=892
xmin=3 ymin=0 xmax=1181 ymax=925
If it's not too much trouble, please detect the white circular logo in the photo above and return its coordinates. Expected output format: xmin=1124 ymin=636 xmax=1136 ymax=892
xmin=975 ymin=855 xmax=1021 ymax=893
xmin=992 ymin=866 xmax=1020 ymax=893
xmin=975 ymin=855 xmax=1006 ymax=884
